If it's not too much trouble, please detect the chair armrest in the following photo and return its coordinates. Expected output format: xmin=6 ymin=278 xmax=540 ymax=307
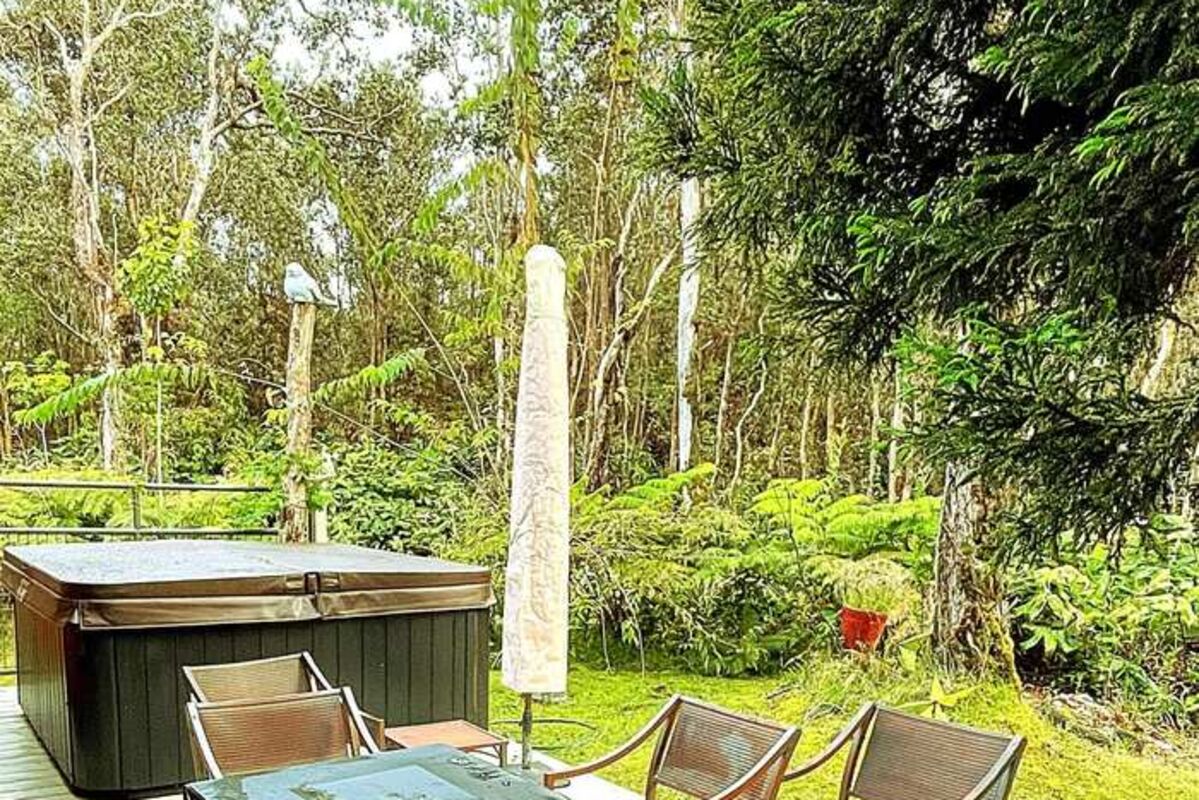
xmin=783 ymin=703 xmax=875 ymax=782
xmin=542 ymin=696 xmax=681 ymax=788
xmin=711 ymin=727 xmax=800 ymax=800
xmin=961 ymin=738 xmax=1025 ymax=800
xmin=361 ymin=712 xmax=387 ymax=750
xmin=340 ymin=687 xmax=382 ymax=754
xmin=301 ymin=651 xmax=334 ymax=691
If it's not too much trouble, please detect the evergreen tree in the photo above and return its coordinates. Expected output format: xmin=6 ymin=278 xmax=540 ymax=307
xmin=647 ymin=0 xmax=1199 ymax=668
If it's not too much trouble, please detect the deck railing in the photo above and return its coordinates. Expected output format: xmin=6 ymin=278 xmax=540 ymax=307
xmin=0 ymin=478 xmax=278 ymax=675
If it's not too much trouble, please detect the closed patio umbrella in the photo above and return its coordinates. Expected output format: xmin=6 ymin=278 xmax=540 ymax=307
xmin=503 ymin=244 xmax=571 ymax=770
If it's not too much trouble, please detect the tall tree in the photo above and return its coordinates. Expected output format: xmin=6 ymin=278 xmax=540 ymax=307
xmin=671 ymin=0 xmax=700 ymax=472
xmin=44 ymin=0 xmax=176 ymax=469
xmin=509 ymin=0 xmax=541 ymax=246
xmin=649 ymin=0 xmax=1199 ymax=670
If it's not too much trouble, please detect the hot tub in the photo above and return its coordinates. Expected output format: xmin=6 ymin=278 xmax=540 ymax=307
xmin=1 ymin=540 xmax=494 ymax=797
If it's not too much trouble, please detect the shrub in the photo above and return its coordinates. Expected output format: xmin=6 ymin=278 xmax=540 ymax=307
xmin=321 ymin=439 xmax=485 ymax=555
xmin=1010 ymin=520 xmax=1199 ymax=725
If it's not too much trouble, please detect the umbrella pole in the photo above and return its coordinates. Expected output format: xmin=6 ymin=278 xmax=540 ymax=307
xmin=520 ymin=693 xmax=534 ymax=770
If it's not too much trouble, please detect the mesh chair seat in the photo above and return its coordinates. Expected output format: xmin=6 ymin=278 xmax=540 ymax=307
xmin=543 ymin=696 xmax=799 ymax=800
xmin=784 ymin=704 xmax=1026 ymax=800
xmin=656 ymin=702 xmax=793 ymax=800
xmin=187 ymin=687 xmax=379 ymax=779
xmin=183 ymin=652 xmax=330 ymax=703
xmin=852 ymin=710 xmax=1017 ymax=800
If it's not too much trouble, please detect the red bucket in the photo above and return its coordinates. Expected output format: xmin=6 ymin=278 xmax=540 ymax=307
xmin=839 ymin=606 xmax=888 ymax=651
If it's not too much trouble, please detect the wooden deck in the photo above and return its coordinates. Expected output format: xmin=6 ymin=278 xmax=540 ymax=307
xmin=1 ymin=686 xmax=77 ymax=800
xmin=0 ymin=686 xmax=632 ymax=800
xmin=0 ymin=687 xmax=180 ymax=800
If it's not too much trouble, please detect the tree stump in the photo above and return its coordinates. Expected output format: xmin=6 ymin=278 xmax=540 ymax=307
xmin=281 ymin=301 xmax=316 ymax=543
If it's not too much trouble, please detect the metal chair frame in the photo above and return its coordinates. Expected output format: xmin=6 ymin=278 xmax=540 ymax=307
xmin=543 ymin=695 xmax=800 ymax=800
xmin=182 ymin=651 xmax=332 ymax=702
xmin=182 ymin=650 xmax=385 ymax=746
xmin=783 ymin=703 xmax=1026 ymax=800
xmin=186 ymin=686 xmax=381 ymax=780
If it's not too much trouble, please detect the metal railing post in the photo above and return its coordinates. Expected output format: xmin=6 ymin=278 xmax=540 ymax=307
xmin=130 ymin=484 xmax=143 ymax=536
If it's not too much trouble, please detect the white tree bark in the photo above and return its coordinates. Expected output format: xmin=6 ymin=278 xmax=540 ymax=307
xmin=887 ymin=366 xmax=904 ymax=502
xmin=48 ymin=0 xmax=177 ymax=470
xmin=676 ymin=178 xmax=701 ymax=471
xmin=868 ymin=374 xmax=881 ymax=495
xmin=181 ymin=12 xmax=223 ymax=226
xmin=731 ymin=360 xmax=768 ymax=490
xmin=1139 ymin=318 xmax=1175 ymax=398
xmin=672 ymin=0 xmax=701 ymax=473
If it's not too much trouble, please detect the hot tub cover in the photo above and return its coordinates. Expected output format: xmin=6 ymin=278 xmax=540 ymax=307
xmin=1 ymin=540 xmax=494 ymax=630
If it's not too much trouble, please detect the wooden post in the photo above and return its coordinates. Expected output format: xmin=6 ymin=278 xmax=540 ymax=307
xmin=282 ymin=302 xmax=316 ymax=543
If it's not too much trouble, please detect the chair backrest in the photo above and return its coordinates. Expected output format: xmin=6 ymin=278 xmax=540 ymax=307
xmin=648 ymin=698 xmax=799 ymax=800
xmin=845 ymin=707 xmax=1024 ymax=800
xmin=183 ymin=651 xmax=332 ymax=703
xmin=187 ymin=687 xmax=377 ymax=779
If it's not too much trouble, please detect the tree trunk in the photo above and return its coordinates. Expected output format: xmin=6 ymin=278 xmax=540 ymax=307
xmin=932 ymin=462 xmax=1016 ymax=678
xmin=731 ymin=361 xmax=768 ymax=491
xmin=714 ymin=329 xmax=735 ymax=470
xmin=0 ymin=379 xmax=11 ymax=461
xmin=799 ymin=380 xmax=812 ymax=479
xmin=96 ymin=286 xmax=121 ymax=470
xmin=887 ymin=366 xmax=904 ymax=502
xmin=584 ymin=250 xmax=674 ymax=484
xmin=672 ymin=0 xmax=701 ymax=473
xmin=1140 ymin=317 xmax=1175 ymax=398
xmin=510 ymin=0 xmax=541 ymax=247
xmin=675 ymin=179 xmax=701 ymax=471
xmin=154 ymin=317 xmax=164 ymax=483
xmin=54 ymin=2 xmax=178 ymax=472
xmin=181 ymin=15 xmax=222 ymax=226
xmin=868 ymin=374 xmax=881 ymax=496
xmin=67 ymin=65 xmax=119 ymax=469
xmin=824 ymin=389 xmax=838 ymax=479
xmin=282 ymin=302 xmax=316 ymax=543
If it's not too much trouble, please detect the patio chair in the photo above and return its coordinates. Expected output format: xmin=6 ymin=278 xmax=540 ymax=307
xmin=783 ymin=703 xmax=1026 ymax=800
xmin=182 ymin=651 xmax=385 ymax=744
xmin=542 ymin=695 xmax=800 ymax=800
xmin=186 ymin=687 xmax=381 ymax=779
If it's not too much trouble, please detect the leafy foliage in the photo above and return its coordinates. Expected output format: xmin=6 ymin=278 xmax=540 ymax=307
xmin=651 ymin=0 xmax=1199 ymax=556
xmin=312 ymin=349 xmax=429 ymax=406
xmin=118 ymin=216 xmax=196 ymax=321
xmin=1011 ymin=521 xmax=1199 ymax=722
xmin=13 ymin=363 xmax=213 ymax=427
xmin=807 ymin=553 xmax=921 ymax=619
xmin=896 ymin=676 xmax=978 ymax=721
xmin=900 ymin=314 xmax=1199 ymax=554
xmin=324 ymin=440 xmax=480 ymax=555
xmin=751 ymin=479 xmax=937 ymax=559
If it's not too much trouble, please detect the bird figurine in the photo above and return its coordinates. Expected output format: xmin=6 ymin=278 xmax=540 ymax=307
xmin=283 ymin=262 xmax=337 ymax=307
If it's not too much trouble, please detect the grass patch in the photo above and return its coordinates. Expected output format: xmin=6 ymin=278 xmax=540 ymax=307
xmin=491 ymin=660 xmax=1199 ymax=800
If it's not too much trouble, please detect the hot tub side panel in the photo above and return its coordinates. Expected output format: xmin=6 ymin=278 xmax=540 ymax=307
xmin=13 ymin=602 xmax=73 ymax=782
xmin=60 ymin=609 xmax=490 ymax=795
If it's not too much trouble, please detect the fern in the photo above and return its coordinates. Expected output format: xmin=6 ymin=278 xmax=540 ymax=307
xmin=14 ymin=362 xmax=211 ymax=426
xmin=605 ymin=463 xmax=715 ymax=511
xmin=313 ymin=349 xmax=428 ymax=406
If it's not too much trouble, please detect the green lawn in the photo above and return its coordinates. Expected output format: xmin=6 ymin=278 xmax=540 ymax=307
xmin=491 ymin=660 xmax=1199 ymax=800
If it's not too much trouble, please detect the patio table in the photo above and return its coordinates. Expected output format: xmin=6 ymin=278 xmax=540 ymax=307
xmin=184 ymin=743 xmax=564 ymax=800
